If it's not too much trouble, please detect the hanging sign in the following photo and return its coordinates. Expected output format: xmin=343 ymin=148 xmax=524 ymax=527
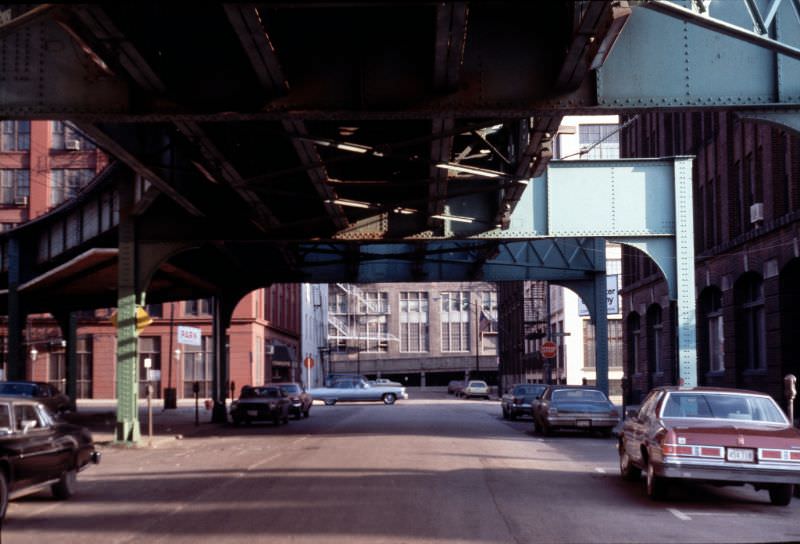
xmin=177 ymin=326 xmax=202 ymax=346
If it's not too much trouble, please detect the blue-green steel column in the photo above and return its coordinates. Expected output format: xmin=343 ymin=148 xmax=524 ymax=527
xmin=115 ymin=179 xmax=141 ymax=445
xmin=592 ymin=240 xmax=609 ymax=395
xmin=674 ymin=157 xmax=697 ymax=387
xmin=6 ymin=238 xmax=26 ymax=381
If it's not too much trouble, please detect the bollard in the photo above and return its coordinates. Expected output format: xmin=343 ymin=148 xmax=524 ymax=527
xmin=785 ymin=374 xmax=797 ymax=426
xmin=193 ymin=381 xmax=200 ymax=426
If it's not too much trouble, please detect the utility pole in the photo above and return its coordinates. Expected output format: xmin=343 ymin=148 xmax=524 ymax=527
xmin=474 ymin=302 xmax=480 ymax=377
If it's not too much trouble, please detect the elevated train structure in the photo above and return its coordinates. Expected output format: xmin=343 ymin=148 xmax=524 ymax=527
xmin=0 ymin=1 xmax=798 ymax=442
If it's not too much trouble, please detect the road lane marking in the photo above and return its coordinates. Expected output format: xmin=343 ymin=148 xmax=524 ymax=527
xmin=668 ymin=508 xmax=692 ymax=520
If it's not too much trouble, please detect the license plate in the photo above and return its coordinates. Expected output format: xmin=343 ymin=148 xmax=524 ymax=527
xmin=247 ymin=410 xmax=258 ymax=417
xmin=576 ymin=420 xmax=591 ymax=428
xmin=727 ymin=448 xmax=755 ymax=462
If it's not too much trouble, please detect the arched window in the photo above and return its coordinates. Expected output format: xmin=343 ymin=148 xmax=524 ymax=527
xmin=740 ymin=275 xmax=766 ymax=371
xmin=627 ymin=313 xmax=641 ymax=375
xmin=698 ymin=287 xmax=724 ymax=375
xmin=646 ymin=305 xmax=663 ymax=374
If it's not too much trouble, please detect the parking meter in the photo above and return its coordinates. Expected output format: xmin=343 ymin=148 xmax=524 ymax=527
xmin=785 ymin=374 xmax=797 ymax=425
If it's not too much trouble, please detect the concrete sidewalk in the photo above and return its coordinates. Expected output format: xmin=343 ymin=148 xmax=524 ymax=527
xmin=68 ymin=387 xmax=467 ymax=447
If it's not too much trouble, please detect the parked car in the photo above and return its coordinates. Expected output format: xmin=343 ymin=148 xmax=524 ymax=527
xmin=273 ymin=382 xmax=312 ymax=419
xmin=461 ymin=380 xmax=491 ymax=399
xmin=0 ymin=395 xmax=100 ymax=519
xmin=532 ymin=385 xmax=619 ymax=436
xmin=619 ymin=386 xmax=800 ymax=504
xmin=0 ymin=381 xmax=75 ymax=414
xmin=502 ymin=384 xmax=548 ymax=420
xmin=447 ymin=380 xmax=464 ymax=395
xmin=230 ymin=385 xmax=291 ymax=426
xmin=309 ymin=378 xmax=408 ymax=405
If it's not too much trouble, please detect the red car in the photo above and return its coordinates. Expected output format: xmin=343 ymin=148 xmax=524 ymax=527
xmin=619 ymin=386 xmax=800 ymax=505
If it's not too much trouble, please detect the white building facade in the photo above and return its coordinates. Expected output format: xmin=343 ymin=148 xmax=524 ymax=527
xmin=300 ymin=284 xmax=328 ymax=388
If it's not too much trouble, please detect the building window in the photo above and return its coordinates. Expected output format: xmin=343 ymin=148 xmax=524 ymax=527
xmin=609 ymin=320 xmax=623 ymax=369
xmin=0 ymin=169 xmax=30 ymax=205
xmin=51 ymin=121 xmax=95 ymax=151
xmin=48 ymin=348 xmax=67 ymax=393
xmin=400 ymin=292 xmax=429 ymax=353
xmin=1 ymin=120 xmax=30 ymax=151
xmin=358 ymin=316 xmax=388 ymax=353
xmin=329 ymin=291 xmax=347 ymax=314
xmin=578 ymin=124 xmax=619 ymax=159
xmin=76 ymin=336 xmax=93 ymax=399
xmin=440 ymin=291 xmax=471 ymax=352
xmin=583 ymin=320 xmax=595 ymax=368
xmin=145 ymin=304 xmax=163 ymax=318
xmin=357 ymin=292 xmax=388 ymax=314
xmin=138 ymin=336 xmax=161 ymax=399
xmin=740 ymin=276 xmax=766 ymax=371
xmin=184 ymin=298 xmax=211 ymax=316
xmin=705 ymin=289 xmax=725 ymax=372
xmin=647 ymin=305 xmax=663 ymax=374
xmin=183 ymin=337 xmax=213 ymax=398
xmin=0 ymin=223 xmax=18 ymax=232
xmin=51 ymin=169 xmax=95 ymax=207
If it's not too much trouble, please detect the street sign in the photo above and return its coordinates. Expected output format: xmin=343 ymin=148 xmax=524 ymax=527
xmin=177 ymin=326 xmax=202 ymax=346
xmin=540 ymin=340 xmax=557 ymax=359
xmin=303 ymin=356 xmax=314 ymax=369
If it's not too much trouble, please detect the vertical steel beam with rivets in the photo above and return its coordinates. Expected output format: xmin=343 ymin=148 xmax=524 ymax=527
xmin=674 ymin=157 xmax=697 ymax=387
xmin=115 ymin=178 xmax=141 ymax=445
xmin=592 ymin=241 xmax=609 ymax=395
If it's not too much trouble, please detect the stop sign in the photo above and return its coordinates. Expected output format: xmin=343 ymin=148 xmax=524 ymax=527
xmin=303 ymin=356 xmax=314 ymax=369
xmin=540 ymin=340 xmax=557 ymax=359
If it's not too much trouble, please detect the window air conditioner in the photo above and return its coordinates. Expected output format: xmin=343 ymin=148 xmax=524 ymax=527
xmin=14 ymin=195 xmax=28 ymax=206
xmin=64 ymin=139 xmax=81 ymax=150
xmin=750 ymin=202 xmax=764 ymax=224
xmin=265 ymin=345 xmax=275 ymax=355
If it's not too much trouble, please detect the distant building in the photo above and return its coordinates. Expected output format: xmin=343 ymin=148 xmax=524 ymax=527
xmin=0 ymin=120 xmax=301 ymax=399
xmin=300 ymin=284 xmax=328 ymax=389
xmin=327 ymin=282 xmax=498 ymax=387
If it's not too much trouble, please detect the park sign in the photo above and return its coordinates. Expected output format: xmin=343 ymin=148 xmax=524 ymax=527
xmin=177 ymin=326 xmax=202 ymax=346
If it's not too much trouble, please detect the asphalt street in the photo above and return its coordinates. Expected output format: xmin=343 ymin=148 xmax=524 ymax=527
xmin=1 ymin=392 xmax=799 ymax=543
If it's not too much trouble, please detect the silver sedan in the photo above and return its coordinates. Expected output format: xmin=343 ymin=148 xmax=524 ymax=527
xmin=309 ymin=379 xmax=408 ymax=405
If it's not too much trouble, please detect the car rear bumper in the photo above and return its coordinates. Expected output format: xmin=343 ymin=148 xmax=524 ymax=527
xmin=657 ymin=459 xmax=800 ymax=484
xmin=545 ymin=416 xmax=619 ymax=429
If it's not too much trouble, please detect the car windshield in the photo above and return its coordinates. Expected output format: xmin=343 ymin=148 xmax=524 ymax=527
xmin=241 ymin=387 xmax=281 ymax=398
xmin=279 ymin=384 xmax=301 ymax=394
xmin=0 ymin=383 xmax=36 ymax=396
xmin=468 ymin=381 xmax=487 ymax=387
xmin=661 ymin=393 xmax=787 ymax=423
xmin=552 ymin=389 xmax=608 ymax=403
xmin=513 ymin=385 xmax=545 ymax=396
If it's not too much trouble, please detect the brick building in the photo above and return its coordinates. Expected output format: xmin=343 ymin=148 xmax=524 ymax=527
xmin=0 ymin=120 xmax=301 ymax=399
xmin=620 ymin=113 xmax=800 ymax=407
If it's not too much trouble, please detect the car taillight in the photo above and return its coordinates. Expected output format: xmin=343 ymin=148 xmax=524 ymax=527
xmin=661 ymin=443 xmax=723 ymax=458
xmin=758 ymin=449 xmax=800 ymax=462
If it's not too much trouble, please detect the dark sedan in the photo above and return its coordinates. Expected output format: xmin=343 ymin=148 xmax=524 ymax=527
xmin=0 ymin=381 xmax=75 ymax=414
xmin=0 ymin=395 xmax=100 ymax=519
xmin=532 ymin=385 xmax=619 ymax=437
xmin=502 ymin=384 xmax=547 ymax=420
xmin=230 ymin=385 xmax=291 ymax=426
xmin=619 ymin=386 xmax=800 ymax=505
xmin=273 ymin=382 xmax=312 ymax=419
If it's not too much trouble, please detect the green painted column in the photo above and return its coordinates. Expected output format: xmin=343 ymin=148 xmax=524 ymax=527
xmin=115 ymin=179 xmax=140 ymax=445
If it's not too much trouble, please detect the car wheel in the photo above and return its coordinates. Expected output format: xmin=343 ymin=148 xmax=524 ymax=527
xmin=0 ymin=471 xmax=8 ymax=520
xmin=619 ymin=448 xmax=641 ymax=481
xmin=769 ymin=484 xmax=793 ymax=506
xmin=52 ymin=468 xmax=77 ymax=500
xmin=645 ymin=462 xmax=668 ymax=500
xmin=382 ymin=393 xmax=397 ymax=405
xmin=324 ymin=399 xmax=336 ymax=406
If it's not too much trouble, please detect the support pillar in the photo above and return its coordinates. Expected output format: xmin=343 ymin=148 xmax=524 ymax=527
xmin=54 ymin=312 xmax=78 ymax=402
xmin=211 ymin=294 xmax=235 ymax=424
xmin=674 ymin=157 xmax=698 ymax=387
xmin=115 ymin=178 xmax=141 ymax=445
xmin=6 ymin=238 xmax=26 ymax=381
xmin=591 ymin=240 xmax=609 ymax=396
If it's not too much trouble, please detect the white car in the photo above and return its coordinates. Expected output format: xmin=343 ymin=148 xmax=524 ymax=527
xmin=368 ymin=378 xmax=403 ymax=387
xmin=461 ymin=380 xmax=490 ymax=399
xmin=309 ymin=378 xmax=408 ymax=405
